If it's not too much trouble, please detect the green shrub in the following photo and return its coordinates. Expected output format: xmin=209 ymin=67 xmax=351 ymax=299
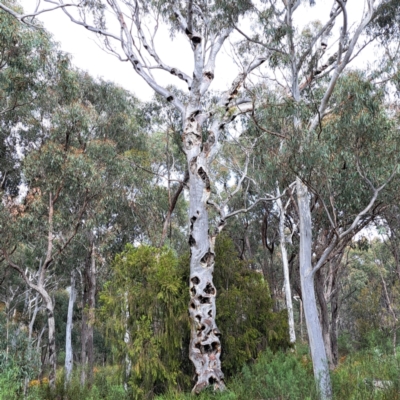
xmin=0 ymin=362 xmax=21 ymax=400
xmin=0 ymin=312 xmax=41 ymax=399
xmin=99 ymin=237 xmax=289 ymax=398
xmin=332 ymin=349 xmax=400 ymax=400
xmin=99 ymin=245 xmax=189 ymax=399
xmin=213 ymin=235 xmax=290 ymax=375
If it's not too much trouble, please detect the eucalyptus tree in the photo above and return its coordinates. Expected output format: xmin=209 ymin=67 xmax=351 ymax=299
xmin=1 ymin=131 xmax=92 ymax=388
xmin=3 ymin=1 xmax=400 ymax=397
xmin=338 ymin=237 xmax=400 ymax=354
xmin=0 ymin=1 xmax=282 ymax=391
xmin=0 ymin=2 xmax=52 ymax=198
xmin=0 ymin=59 xmax=146 ymax=388
xmin=233 ymin=1 xmax=400 ymax=397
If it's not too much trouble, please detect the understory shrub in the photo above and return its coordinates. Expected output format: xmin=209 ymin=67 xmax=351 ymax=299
xmin=0 ymin=313 xmax=41 ymax=400
xmin=29 ymin=366 xmax=126 ymax=400
xmin=99 ymin=235 xmax=289 ymax=398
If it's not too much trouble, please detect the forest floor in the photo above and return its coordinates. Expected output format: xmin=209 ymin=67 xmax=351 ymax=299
xmin=7 ymin=343 xmax=400 ymax=400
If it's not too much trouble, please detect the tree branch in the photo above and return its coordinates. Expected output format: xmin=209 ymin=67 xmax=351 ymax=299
xmin=0 ymin=1 xmax=76 ymax=26
xmin=312 ymin=164 xmax=398 ymax=276
xmin=159 ymin=170 xmax=189 ymax=247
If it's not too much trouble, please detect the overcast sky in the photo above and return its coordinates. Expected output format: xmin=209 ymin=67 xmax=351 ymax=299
xmin=20 ymin=1 xmax=369 ymax=102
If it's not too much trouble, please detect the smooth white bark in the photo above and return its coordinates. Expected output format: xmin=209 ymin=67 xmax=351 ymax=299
xmin=123 ymin=291 xmax=131 ymax=392
xmin=65 ymin=270 xmax=76 ymax=383
xmin=276 ymin=186 xmax=296 ymax=344
xmin=297 ymin=177 xmax=332 ymax=400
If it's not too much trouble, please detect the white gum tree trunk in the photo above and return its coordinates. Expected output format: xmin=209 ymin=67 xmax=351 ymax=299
xmin=2 ymin=192 xmax=87 ymax=388
xmin=276 ymin=186 xmax=296 ymax=345
xmin=46 ymin=297 xmax=57 ymax=387
xmin=184 ymin=110 xmax=224 ymax=392
xmin=0 ymin=0 xmax=299 ymax=393
xmin=4 ymin=262 xmax=57 ymax=387
xmin=123 ymin=291 xmax=131 ymax=392
xmin=297 ymin=178 xmax=331 ymax=400
xmin=65 ymin=270 xmax=76 ymax=383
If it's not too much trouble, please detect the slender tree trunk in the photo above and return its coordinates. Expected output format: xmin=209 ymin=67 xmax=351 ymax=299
xmin=7 ymin=267 xmax=56 ymax=387
xmin=87 ymin=245 xmax=96 ymax=386
xmin=315 ymin=270 xmax=334 ymax=369
xmin=80 ymin=265 xmax=88 ymax=386
xmin=80 ymin=240 xmax=96 ymax=386
xmin=24 ymin=292 xmax=40 ymax=394
xmin=5 ymin=299 xmax=9 ymax=360
xmin=297 ymin=178 xmax=332 ymax=400
xmin=46 ymin=300 xmax=56 ymax=387
xmin=300 ymin=297 xmax=304 ymax=343
xmin=261 ymin=211 xmax=278 ymax=311
xmin=123 ymin=292 xmax=131 ymax=392
xmin=277 ymin=186 xmax=296 ymax=344
xmin=65 ymin=270 xmax=76 ymax=383
xmin=380 ymin=270 xmax=398 ymax=355
xmin=28 ymin=293 xmax=40 ymax=342
xmin=330 ymin=286 xmax=339 ymax=366
xmin=37 ymin=326 xmax=46 ymax=353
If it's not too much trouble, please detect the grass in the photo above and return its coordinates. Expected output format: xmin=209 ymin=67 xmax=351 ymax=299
xmin=3 ymin=345 xmax=400 ymax=399
xmin=157 ymin=345 xmax=400 ymax=400
xmin=24 ymin=366 xmax=127 ymax=400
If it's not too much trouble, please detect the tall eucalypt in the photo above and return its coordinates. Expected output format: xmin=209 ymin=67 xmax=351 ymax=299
xmin=235 ymin=0 xmax=399 ymax=399
xmin=0 ymin=0 xmax=272 ymax=392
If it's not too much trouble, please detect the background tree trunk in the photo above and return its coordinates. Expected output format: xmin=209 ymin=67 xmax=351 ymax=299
xmin=65 ymin=270 xmax=76 ymax=383
xmin=277 ymin=187 xmax=296 ymax=344
xmin=81 ymin=240 xmax=96 ymax=386
xmin=330 ymin=285 xmax=339 ymax=367
xmin=316 ymin=270 xmax=334 ymax=369
xmin=46 ymin=300 xmax=56 ymax=388
xmin=87 ymin=244 xmax=96 ymax=386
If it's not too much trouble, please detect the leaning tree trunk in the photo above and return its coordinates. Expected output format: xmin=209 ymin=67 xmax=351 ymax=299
xmin=16 ymin=274 xmax=56 ymax=387
xmin=65 ymin=270 xmax=76 ymax=383
xmin=184 ymin=113 xmax=224 ymax=393
xmin=297 ymin=178 xmax=332 ymax=400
